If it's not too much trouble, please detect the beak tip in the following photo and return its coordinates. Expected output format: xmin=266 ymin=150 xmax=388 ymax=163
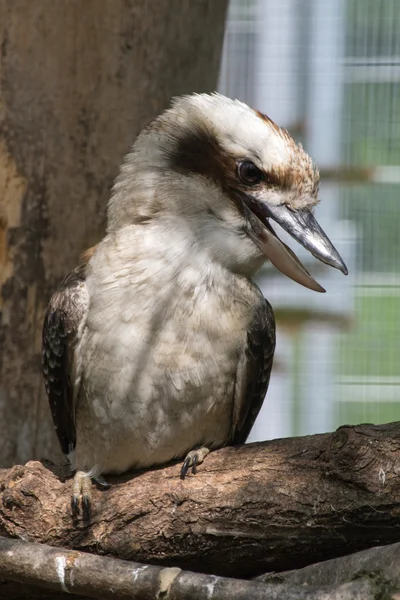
xmin=329 ymin=253 xmax=348 ymax=276
xmin=310 ymin=278 xmax=326 ymax=293
xmin=336 ymin=260 xmax=348 ymax=276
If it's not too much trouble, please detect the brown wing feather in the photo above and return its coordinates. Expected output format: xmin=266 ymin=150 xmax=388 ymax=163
xmin=42 ymin=265 xmax=88 ymax=456
xmin=232 ymin=297 xmax=276 ymax=445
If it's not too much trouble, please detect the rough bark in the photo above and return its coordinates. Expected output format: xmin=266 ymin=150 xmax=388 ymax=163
xmin=258 ymin=540 xmax=400 ymax=592
xmin=0 ymin=536 xmax=305 ymax=600
xmin=0 ymin=578 xmax=381 ymax=600
xmin=1 ymin=537 xmax=394 ymax=600
xmin=1 ymin=423 xmax=400 ymax=580
xmin=2 ymin=541 xmax=400 ymax=600
xmin=0 ymin=0 xmax=228 ymax=468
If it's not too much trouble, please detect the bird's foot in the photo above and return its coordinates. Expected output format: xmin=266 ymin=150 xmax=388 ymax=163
xmin=180 ymin=447 xmax=210 ymax=480
xmin=71 ymin=471 xmax=92 ymax=519
xmin=71 ymin=471 xmax=110 ymax=518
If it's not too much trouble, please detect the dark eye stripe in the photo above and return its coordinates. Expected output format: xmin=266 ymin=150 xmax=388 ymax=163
xmin=168 ymin=127 xmax=287 ymax=193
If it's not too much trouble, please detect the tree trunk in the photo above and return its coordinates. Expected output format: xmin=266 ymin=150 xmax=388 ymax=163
xmin=1 ymin=423 xmax=400 ymax=580
xmin=0 ymin=0 xmax=228 ymax=468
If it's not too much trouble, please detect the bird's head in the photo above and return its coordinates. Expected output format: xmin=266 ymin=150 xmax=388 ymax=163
xmin=108 ymin=93 xmax=347 ymax=290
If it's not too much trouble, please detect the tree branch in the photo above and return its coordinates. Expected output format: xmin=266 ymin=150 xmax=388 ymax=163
xmin=1 ymin=423 xmax=400 ymax=579
xmin=258 ymin=540 xmax=400 ymax=592
xmin=0 ymin=536 xmax=395 ymax=600
xmin=0 ymin=536 xmax=277 ymax=600
xmin=2 ymin=537 xmax=400 ymax=600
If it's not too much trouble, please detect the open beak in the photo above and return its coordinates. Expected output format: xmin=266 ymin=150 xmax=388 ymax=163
xmin=241 ymin=194 xmax=348 ymax=293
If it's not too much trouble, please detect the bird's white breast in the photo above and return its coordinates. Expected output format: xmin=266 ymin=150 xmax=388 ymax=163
xmin=74 ymin=221 xmax=259 ymax=475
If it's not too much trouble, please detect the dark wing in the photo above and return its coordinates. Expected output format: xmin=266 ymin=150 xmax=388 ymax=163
xmin=42 ymin=265 xmax=88 ymax=456
xmin=231 ymin=296 xmax=276 ymax=445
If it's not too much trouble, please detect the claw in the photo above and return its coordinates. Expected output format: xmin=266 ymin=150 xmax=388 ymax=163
xmin=180 ymin=447 xmax=210 ymax=479
xmin=94 ymin=475 xmax=111 ymax=489
xmin=191 ymin=453 xmax=198 ymax=475
xmin=71 ymin=495 xmax=79 ymax=517
xmin=180 ymin=456 xmax=191 ymax=480
xmin=82 ymin=494 xmax=91 ymax=520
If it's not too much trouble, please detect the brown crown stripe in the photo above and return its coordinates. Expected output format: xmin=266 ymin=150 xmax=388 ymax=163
xmin=253 ymin=109 xmax=283 ymax=135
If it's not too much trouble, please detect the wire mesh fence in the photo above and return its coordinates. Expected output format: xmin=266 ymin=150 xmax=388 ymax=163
xmin=219 ymin=0 xmax=400 ymax=439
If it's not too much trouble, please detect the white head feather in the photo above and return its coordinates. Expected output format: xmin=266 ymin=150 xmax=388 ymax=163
xmin=106 ymin=93 xmax=320 ymax=277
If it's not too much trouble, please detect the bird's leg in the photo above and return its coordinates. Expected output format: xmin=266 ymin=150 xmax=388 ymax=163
xmin=71 ymin=471 xmax=93 ymax=518
xmin=180 ymin=447 xmax=210 ymax=479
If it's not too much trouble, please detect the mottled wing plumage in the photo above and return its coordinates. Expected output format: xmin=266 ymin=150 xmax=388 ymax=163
xmin=232 ymin=297 xmax=276 ymax=445
xmin=42 ymin=265 xmax=88 ymax=456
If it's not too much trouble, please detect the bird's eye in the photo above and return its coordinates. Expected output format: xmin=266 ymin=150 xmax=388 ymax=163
xmin=237 ymin=161 xmax=263 ymax=185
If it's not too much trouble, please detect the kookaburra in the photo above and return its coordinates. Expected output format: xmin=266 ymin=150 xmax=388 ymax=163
xmin=42 ymin=93 xmax=347 ymax=515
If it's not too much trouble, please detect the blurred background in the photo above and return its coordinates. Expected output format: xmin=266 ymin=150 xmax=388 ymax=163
xmin=219 ymin=0 xmax=400 ymax=440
